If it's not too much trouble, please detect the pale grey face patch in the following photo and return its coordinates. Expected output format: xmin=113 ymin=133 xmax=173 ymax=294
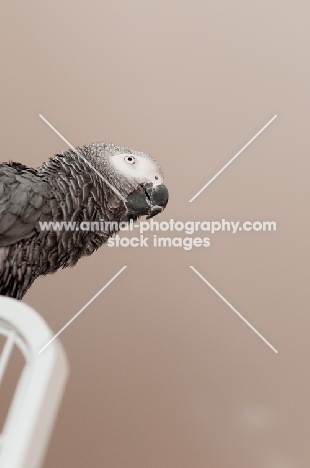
xmin=109 ymin=153 xmax=164 ymax=187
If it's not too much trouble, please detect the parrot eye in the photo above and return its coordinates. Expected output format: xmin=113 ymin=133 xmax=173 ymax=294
xmin=124 ymin=155 xmax=136 ymax=165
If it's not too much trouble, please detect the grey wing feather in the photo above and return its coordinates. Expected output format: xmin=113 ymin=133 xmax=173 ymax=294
xmin=0 ymin=163 xmax=52 ymax=247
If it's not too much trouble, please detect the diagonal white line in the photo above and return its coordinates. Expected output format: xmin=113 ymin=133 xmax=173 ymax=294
xmin=38 ymin=266 xmax=127 ymax=354
xmin=39 ymin=114 xmax=127 ymax=203
xmin=190 ymin=266 xmax=278 ymax=354
xmin=189 ymin=114 xmax=277 ymax=202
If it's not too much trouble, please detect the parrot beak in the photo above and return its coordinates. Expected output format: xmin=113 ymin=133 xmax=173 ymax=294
xmin=143 ymin=182 xmax=169 ymax=219
xmin=125 ymin=182 xmax=169 ymax=219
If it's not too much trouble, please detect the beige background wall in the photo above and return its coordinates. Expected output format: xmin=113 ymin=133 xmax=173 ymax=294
xmin=1 ymin=1 xmax=310 ymax=467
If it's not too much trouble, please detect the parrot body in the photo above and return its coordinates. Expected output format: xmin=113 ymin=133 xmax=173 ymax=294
xmin=0 ymin=143 xmax=168 ymax=299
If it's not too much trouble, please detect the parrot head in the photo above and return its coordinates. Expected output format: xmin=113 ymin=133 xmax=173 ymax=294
xmin=85 ymin=143 xmax=169 ymax=220
xmin=108 ymin=149 xmax=168 ymax=219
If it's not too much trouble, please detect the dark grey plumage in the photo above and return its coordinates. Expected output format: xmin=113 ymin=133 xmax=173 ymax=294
xmin=0 ymin=143 xmax=168 ymax=299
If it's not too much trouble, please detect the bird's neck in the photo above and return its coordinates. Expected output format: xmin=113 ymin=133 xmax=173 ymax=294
xmin=40 ymin=151 xmax=127 ymax=225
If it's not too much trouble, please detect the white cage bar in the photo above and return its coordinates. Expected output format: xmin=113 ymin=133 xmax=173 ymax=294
xmin=0 ymin=297 xmax=69 ymax=468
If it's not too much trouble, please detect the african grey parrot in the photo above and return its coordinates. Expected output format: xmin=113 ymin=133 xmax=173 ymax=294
xmin=0 ymin=143 xmax=168 ymax=299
